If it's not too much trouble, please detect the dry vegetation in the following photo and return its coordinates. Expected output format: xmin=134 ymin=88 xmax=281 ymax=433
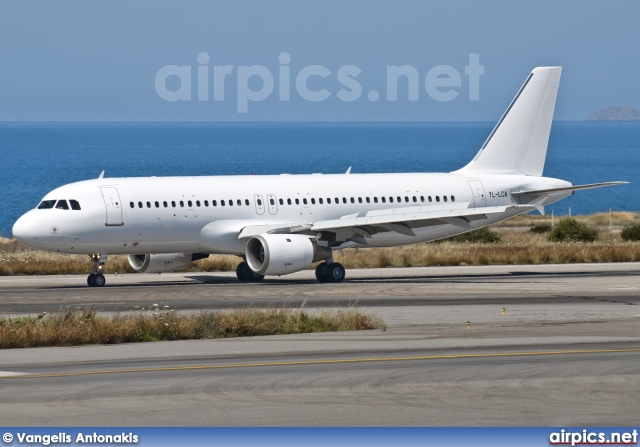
xmin=1 ymin=212 xmax=639 ymax=275
xmin=0 ymin=306 xmax=383 ymax=349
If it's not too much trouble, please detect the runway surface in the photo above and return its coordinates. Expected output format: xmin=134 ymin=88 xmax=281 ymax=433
xmin=1 ymin=263 xmax=639 ymax=425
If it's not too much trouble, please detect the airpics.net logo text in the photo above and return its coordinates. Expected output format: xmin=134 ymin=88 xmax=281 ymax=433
xmin=155 ymin=52 xmax=484 ymax=113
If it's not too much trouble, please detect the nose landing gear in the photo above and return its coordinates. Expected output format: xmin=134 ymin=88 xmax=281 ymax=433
xmin=87 ymin=254 xmax=108 ymax=287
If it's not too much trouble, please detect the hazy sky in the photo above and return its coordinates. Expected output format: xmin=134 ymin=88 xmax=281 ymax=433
xmin=1 ymin=1 xmax=639 ymax=121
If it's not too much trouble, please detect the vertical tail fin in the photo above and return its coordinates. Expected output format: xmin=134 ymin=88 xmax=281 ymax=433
xmin=455 ymin=67 xmax=562 ymax=176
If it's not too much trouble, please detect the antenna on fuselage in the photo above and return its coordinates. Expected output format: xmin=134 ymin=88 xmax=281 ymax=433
xmin=98 ymin=170 xmax=105 ymax=179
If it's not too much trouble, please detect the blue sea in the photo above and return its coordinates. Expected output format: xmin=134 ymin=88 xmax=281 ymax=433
xmin=1 ymin=122 xmax=638 ymax=237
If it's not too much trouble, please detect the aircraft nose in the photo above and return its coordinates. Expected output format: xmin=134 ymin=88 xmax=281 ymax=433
xmin=12 ymin=211 xmax=37 ymax=243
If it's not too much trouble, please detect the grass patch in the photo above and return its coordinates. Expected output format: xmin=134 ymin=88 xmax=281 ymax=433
xmin=0 ymin=307 xmax=383 ymax=349
xmin=530 ymin=223 xmax=551 ymax=234
xmin=2 ymin=212 xmax=640 ymax=275
xmin=621 ymin=224 xmax=640 ymax=242
xmin=548 ymin=218 xmax=598 ymax=242
xmin=439 ymin=227 xmax=501 ymax=243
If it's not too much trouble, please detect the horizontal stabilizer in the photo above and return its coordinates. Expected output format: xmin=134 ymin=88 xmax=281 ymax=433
xmin=512 ymin=181 xmax=629 ymax=196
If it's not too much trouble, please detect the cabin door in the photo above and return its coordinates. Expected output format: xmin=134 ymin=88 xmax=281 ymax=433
xmin=467 ymin=180 xmax=486 ymax=208
xmin=254 ymin=194 xmax=265 ymax=215
xmin=267 ymin=194 xmax=278 ymax=215
xmin=100 ymin=187 xmax=124 ymax=226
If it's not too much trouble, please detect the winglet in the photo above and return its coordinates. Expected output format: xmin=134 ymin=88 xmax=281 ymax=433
xmin=98 ymin=170 xmax=105 ymax=179
xmin=345 ymin=166 xmax=352 ymax=174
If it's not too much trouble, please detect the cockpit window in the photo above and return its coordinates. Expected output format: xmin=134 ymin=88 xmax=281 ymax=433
xmin=55 ymin=200 xmax=69 ymax=210
xmin=69 ymin=200 xmax=81 ymax=210
xmin=38 ymin=200 xmax=56 ymax=209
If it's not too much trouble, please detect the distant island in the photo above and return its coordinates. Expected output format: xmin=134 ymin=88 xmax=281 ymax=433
xmin=585 ymin=106 xmax=640 ymax=121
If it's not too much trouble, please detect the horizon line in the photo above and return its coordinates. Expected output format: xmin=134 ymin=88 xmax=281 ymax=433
xmin=0 ymin=119 xmax=628 ymax=124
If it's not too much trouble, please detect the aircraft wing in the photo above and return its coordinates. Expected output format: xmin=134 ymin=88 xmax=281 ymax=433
xmin=309 ymin=203 xmax=533 ymax=242
xmin=237 ymin=202 xmax=535 ymax=243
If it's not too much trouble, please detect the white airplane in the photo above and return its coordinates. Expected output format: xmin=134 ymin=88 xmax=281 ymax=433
xmin=12 ymin=67 xmax=627 ymax=287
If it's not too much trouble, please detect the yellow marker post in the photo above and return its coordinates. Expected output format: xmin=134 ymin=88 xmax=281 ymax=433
xmin=502 ymin=308 xmax=506 ymax=315
xmin=466 ymin=321 xmax=470 ymax=329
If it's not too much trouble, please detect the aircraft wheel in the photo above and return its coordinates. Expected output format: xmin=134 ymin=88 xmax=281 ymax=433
xmin=93 ymin=273 xmax=106 ymax=287
xmin=315 ymin=262 xmax=328 ymax=282
xmin=236 ymin=261 xmax=250 ymax=281
xmin=323 ymin=263 xmax=345 ymax=283
xmin=87 ymin=274 xmax=96 ymax=287
xmin=236 ymin=262 xmax=264 ymax=282
xmin=250 ymin=272 xmax=265 ymax=282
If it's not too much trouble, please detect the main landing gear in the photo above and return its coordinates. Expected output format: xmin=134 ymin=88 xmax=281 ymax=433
xmin=87 ymin=254 xmax=108 ymax=287
xmin=236 ymin=261 xmax=265 ymax=282
xmin=315 ymin=262 xmax=345 ymax=283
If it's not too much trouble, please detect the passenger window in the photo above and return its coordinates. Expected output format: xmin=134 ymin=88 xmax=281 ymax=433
xmin=129 ymin=202 xmax=134 ymax=209
xmin=187 ymin=200 xmax=192 ymax=207
xmin=358 ymin=197 xmax=363 ymax=204
xmin=245 ymin=199 xmax=250 ymax=206
xmin=366 ymin=197 xmax=370 ymax=203
xmin=171 ymin=201 xmax=176 ymax=207
xmin=38 ymin=200 xmax=56 ymax=209
xmin=389 ymin=197 xmax=394 ymax=203
xmin=412 ymin=196 xmax=417 ymax=203
xmin=287 ymin=198 xmax=292 ymax=205
xmin=154 ymin=201 xmax=159 ymax=208
xmin=350 ymin=197 xmax=355 ymax=204
xmin=374 ymin=197 xmax=378 ymax=203
xmin=271 ymin=198 xmax=276 ymax=205
xmin=212 ymin=200 xmax=217 ymax=207
xmin=398 ymin=196 xmax=402 ymax=203
xmin=257 ymin=199 xmax=262 ymax=206
xmin=279 ymin=198 xmax=284 ymax=205
xmin=335 ymin=198 xmax=339 ymax=204
xmin=436 ymin=196 xmax=440 ymax=202
xmin=180 ymin=201 xmax=184 ymax=207
xmin=203 ymin=200 xmax=208 ymax=207
xmin=327 ymin=198 xmax=331 ymax=204
xmin=228 ymin=199 xmax=233 ymax=206
xmin=164 ymin=201 xmax=168 ymax=207
xmin=342 ymin=197 xmax=347 ymax=204
xmin=381 ymin=197 xmax=386 ymax=203
xmin=420 ymin=196 xmax=425 ymax=202
xmin=221 ymin=200 xmax=226 ymax=206
xmin=138 ymin=201 xmax=143 ymax=208
xmin=444 ymin=196 xmax=448 ymax=202
xmin=303 ymin=198 xmax=308 ymax=205
xmin=146 ymin=202 xmax=151 ymax=208
xmin=451 ymin=196 xmax=455 ymax=202
xmin=196 ymin=200 xmax=201 ymax=207
xmin=237 ymin=199 xmax=241 ymax=206
xmin=428 ymin=196 xmax=432 ymax=202
xmin=319 ymin=198 xmax=324 ymax=204
xmin=55 ymin=200 xmax=69 ymax=210
xmin=311 ymin=198 xmax=315 ymax=205
xmin=295 ymin=199 xmax=299 ymax=205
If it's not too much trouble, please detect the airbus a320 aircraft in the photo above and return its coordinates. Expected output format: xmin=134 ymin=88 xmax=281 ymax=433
xmin=12 ymin=67 xmax=627 ymax=287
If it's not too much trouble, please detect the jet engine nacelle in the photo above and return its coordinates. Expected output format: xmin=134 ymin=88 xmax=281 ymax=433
xmin=127 ymin=253 xmax=209 ymax=273
xmin=246 ymin=234 xmax=332 ymax=276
